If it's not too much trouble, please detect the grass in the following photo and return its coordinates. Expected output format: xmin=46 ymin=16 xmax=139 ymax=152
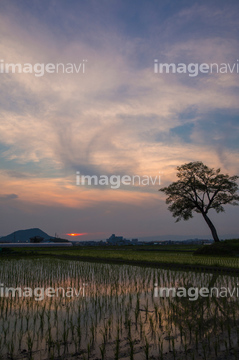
xmin=194 ymin=239 xmax=239 ymax=256
xmin=3 ymin=243 xmax=239 ymax=272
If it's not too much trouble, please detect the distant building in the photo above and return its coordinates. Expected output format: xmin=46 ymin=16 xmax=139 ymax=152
xmin=107 ymin=234 xmax=123 ymax=245
xmin=30 ymin=236 xmax=44 ymax=243
xmin=106 ymin=234 xmax=138 ymax=246
xmin=30 ymin=236 xmax=69 ymax=244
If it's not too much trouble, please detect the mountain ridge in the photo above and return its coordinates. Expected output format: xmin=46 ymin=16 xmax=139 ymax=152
xmin=0 ymin=228 xmax=52 ymax=243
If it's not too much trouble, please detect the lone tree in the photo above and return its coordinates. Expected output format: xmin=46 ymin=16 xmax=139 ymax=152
xmin=160 ymin=161 xmax=239 ymax=242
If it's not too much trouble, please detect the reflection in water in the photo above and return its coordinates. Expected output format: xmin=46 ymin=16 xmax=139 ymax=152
xmin=0 ymin=259 xmax=239 ymax=359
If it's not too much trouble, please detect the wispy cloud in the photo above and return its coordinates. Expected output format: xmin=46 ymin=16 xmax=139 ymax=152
xmin=0 ymin=0 xmax=238 ymax=238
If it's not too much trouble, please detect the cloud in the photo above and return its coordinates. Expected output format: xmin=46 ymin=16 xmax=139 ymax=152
xmin=0 ymin=0 xmax=238 ymax=237
xmin=1 ymin=61 xmax=238 ymax=175
xmin=0 ymin=193 xmax=18 ymax=201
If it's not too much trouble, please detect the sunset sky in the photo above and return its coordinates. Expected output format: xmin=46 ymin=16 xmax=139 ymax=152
xmin=0 ymin=0 xmax=239 ymax=240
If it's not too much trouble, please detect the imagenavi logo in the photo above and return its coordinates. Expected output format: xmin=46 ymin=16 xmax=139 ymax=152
xmin=154 ymin=59 xmax=239 ymax=77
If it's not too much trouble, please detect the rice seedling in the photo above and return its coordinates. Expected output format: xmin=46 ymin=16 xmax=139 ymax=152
xmin=0 ymin=257 xmax=238 ymax=359
xmin=144 ymin=336 xmax=149 ymax=360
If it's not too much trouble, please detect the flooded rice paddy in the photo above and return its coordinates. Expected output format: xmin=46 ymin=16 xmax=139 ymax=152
xmin=0 ymin=258 xmax=239 ymax=359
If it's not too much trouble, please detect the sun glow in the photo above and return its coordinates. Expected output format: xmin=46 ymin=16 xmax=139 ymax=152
xmin=67 ymin=233 xmax=87 ymax=237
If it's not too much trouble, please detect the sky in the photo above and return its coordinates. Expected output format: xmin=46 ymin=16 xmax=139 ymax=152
xmin=0 ymin=0 xmax=239 ymax=241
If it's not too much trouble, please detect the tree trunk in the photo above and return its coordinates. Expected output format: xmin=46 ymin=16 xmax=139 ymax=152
xmin=202 ymin=213 xmax=220 ymax=242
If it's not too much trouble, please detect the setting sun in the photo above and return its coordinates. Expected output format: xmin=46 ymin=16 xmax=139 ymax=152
xmin=66 ymin=233 xmax=87 ymax=237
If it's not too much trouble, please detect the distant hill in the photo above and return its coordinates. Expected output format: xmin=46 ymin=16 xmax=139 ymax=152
xmin=0 ymin=228 xmax=52 ymax=243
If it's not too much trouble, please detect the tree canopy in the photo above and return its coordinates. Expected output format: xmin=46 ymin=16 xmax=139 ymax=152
xmin=160 ymin=162 xmax=239 ymax=242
